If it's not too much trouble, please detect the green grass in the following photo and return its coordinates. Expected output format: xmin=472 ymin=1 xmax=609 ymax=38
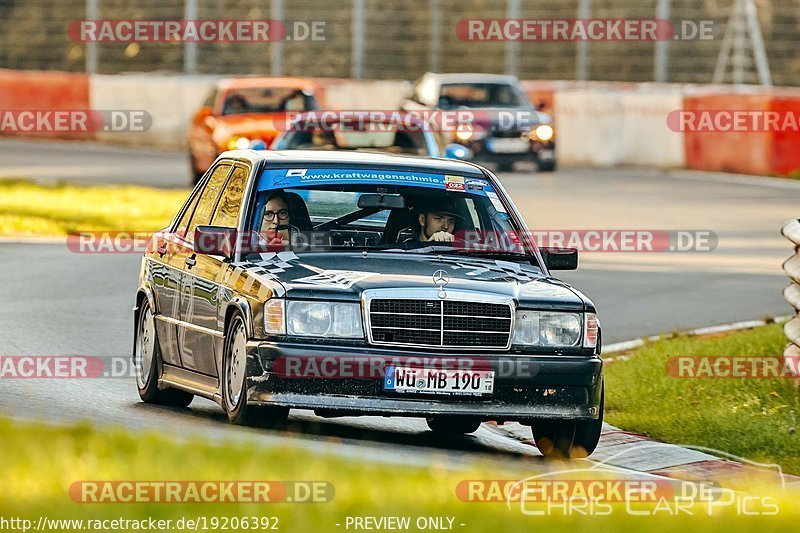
xmin=0 ymin=417 xmax=797 ymax=532
xmin=605 ymin=322 xmax=800 ymax=474
xmin=0 ymin=180 xmax=190 ymax=236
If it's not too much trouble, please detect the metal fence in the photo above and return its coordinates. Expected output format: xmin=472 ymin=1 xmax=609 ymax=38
xmin=782 ymin=219 xmax=800 ymax=374
xmin=1 ymin=0 xmax=800 ymax=85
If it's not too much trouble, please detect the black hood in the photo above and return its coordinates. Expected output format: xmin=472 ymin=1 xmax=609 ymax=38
xmin=248 ymin=251 xmax=588 ymax=312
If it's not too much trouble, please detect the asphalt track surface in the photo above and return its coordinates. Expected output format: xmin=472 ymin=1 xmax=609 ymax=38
xmin=0 ymin=138 xmax=798 ymax=475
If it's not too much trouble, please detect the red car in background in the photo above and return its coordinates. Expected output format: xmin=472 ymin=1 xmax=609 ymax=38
xmin=188 ymin=77 xmax=319 ymax=183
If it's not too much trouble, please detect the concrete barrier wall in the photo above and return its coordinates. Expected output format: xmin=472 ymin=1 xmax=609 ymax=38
xmin=681 ymin=91 xmax=800 ymax=176
xmin=555 ymin=86 xmax=685 ymax=168
xmin=90 ymin=74 xmax=219 ymax=149
xmin=321 ymin=80 xmax=411 ymax=110
xmin=771 ymin=96 xmax=800 ymax=176
xmin=0 ymin=69 xmax=91 ymax=140
xmin=3 ymin=68 xmax=800 ymax=177
xmin=0 ymin=69 xmax=90 ymax=110
xmin=682 ymin=93 xmax=774 ymax=176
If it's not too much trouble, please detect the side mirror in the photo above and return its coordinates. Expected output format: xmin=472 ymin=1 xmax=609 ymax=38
xmin=541 ymin=247 xmax=578 ymax=270
xmin=444 ymin=143 xmax=470 ymax=160
xmin=193 ymin=226 xmax=237 ymax=258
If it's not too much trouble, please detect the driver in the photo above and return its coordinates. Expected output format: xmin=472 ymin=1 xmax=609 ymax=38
xmin=415 ymin=198 xmax=464 ymax=243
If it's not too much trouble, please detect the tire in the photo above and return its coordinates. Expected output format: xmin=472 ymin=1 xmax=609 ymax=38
xmin=134 ymin=305 xmax=194 ymax=407
xmin=531 ymin=385 xmax=604 ymax=459
xmin=426 ymin=417 xmax=482 ymax=434
xmin=538 ymin=160 xmax=557 ymax=172
xmin=497 ymin=162 xmax=515 ymax=173
xmin=222 ymin=313 xmax=289 ymax=428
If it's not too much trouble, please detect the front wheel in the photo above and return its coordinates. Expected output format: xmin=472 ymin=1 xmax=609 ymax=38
xmin=538 ymin=160 xmax=557 ymax=172
xmin=496 ymin=161 xmax=515 ymax=173
xmin=531 ymin=385 xmax=603 ymax=458
xmin=222 ymin=314 xmax=289 ymax=428
xmin=134 ymin=305 xmax=193 ymax=407
xmin=426 ymin=417 xmax=482 ymax=434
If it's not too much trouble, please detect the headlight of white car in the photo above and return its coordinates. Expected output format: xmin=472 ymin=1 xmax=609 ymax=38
xmin=265 ymin=300 xmax=364 ymax=338
xmin=531 ymin=124 xmax=554 ymax=142
xmin=512 ymin=311 xmax=582 ymax=347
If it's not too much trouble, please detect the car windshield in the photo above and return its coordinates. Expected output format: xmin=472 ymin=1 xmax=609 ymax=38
xmin=438 ymin=83 xmax=530 ymax=109
xmin=221 ymin=87 xmax=314 ymax=115
xmin=275 ymin=128 xmax=432 ymax=156
xmin=245 ymin=166 xmax=535 ymax=263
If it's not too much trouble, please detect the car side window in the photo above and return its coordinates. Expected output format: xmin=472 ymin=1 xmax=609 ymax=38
xmin=184 ymin=163 xmax=232 ymax=242
xmin=174 ymin=192 xmax=201 ymax=240
xmin=210 ymin=166 xmax=248 ymax=228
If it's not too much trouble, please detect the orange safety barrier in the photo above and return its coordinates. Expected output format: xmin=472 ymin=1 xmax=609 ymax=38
xmin=769 ymin=95 xmax=800 ymax=176
xmin=683 ymin=92 xmax=800 ymax=176
xmin=682 ymin=93 xmax=773 ymax=176
xmin=0 ymin=69 xmax=92 ymax=139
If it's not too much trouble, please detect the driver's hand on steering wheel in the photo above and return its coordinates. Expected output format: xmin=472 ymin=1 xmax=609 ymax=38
xmin=429 ymin=231 xmax=455 ymax=243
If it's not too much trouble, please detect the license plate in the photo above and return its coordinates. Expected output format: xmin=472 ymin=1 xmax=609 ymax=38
xmin=383 ymin=366 xmax=495 ymax=396
xmin=488 ymin=138 xmax=529 ymax=153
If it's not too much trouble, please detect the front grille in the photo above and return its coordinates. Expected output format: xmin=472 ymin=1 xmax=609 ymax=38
xmin=369 ymin=298 xmax=512 ymax=349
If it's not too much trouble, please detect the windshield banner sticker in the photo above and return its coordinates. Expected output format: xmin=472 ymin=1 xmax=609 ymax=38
xmin=260 ymin=168 xmax=493 ymax=195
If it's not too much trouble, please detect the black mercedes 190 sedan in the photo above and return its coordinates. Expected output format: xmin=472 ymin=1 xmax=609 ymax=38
xmin=133 ymin=150 xmax=602 ymax=457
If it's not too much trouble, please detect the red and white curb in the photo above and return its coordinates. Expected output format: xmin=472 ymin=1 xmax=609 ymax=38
xmin=485 ymin=421 xmax=799 ymax=491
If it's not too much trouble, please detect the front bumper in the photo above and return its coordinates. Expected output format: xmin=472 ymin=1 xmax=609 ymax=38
xmin=459 ymin=139 xmax=556 ymax=165
xmin=246 ymin=342 xmax=602 ymax=423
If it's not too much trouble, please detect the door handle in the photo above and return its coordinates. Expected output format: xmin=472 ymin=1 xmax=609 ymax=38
xmin=185 ymin=255 xmax=197 ymax=268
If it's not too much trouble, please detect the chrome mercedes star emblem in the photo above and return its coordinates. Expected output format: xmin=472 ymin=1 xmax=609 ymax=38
xmin=433 ymin=269 xmax=450 ymax=288
xmin=433 ymin=269 xmax=449 ymax=299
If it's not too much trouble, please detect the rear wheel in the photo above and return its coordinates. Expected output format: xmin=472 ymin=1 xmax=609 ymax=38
xmin=426 ymin=417 xmax=482 ymax=434
xmin=531 ymin=386 xmax=603 ymax=458
xmin=134 ymin=305 xmax=193 ymax=407
xmin=222 ymin=314 xmax=288 ymax=428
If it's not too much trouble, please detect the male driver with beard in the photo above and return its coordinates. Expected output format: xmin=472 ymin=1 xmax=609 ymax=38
xmin=414 ymin=197 xmax=464 ymax=243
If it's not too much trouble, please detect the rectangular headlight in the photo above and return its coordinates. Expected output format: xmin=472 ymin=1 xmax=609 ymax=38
xmin=284 ymin=301 xmax=364 ymax=339
xmin=513 ymin=311 xmax=582 ymax=347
